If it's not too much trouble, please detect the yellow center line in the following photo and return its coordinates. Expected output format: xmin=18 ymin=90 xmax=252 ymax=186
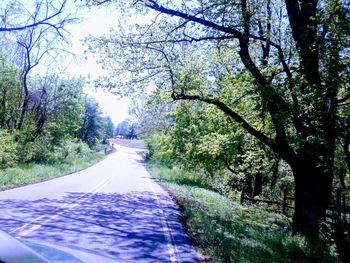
xmin=10 ymin=177 xmax=112 ymax=237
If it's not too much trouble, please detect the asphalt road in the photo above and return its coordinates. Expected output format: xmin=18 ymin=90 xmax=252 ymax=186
xmin=0 ymin=145 xmax=199 ymax=263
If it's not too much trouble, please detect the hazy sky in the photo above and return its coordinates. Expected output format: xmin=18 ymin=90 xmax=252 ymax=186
xmin=65 ymin=4 xmax=131 ymax=125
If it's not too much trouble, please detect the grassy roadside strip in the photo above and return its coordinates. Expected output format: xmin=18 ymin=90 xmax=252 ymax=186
xmin=146 ymin=160 xmax=338 ymax=263
xmin=0 ymin=152 xmax=104 ymax=191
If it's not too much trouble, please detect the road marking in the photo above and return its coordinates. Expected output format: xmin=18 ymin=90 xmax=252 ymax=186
xmin=146 ymin=177 xmax=180 ymax=263
xmin=10 ymin=177 xmax=112 ymax=237
xmin=9 ymin=178 xmax=109 ymax=234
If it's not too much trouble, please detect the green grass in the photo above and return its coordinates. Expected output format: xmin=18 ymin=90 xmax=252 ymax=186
xmin=0 ymin=153 xmax=104 ymax=191
xmin=147 ymin=160 xmax=338 ymax=263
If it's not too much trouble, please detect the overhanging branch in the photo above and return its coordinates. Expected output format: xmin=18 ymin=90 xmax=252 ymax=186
xmin=171 ymin=92 xmax=276 ymax=150
xmin=139 ymin=0 xmax=243 ymax=39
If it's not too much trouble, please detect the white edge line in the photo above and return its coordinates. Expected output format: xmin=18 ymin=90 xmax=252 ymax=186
xmin=146 ymin=177 xmax=180 ymax=263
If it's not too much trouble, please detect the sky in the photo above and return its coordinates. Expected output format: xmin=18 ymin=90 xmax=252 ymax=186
xmin=63 ymin=4 xmax=131 ymax=125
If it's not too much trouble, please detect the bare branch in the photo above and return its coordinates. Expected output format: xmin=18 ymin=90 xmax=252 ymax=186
xmin=0 ymin=0 xmax=67 ymax=33
xmin=138 ymin=0 xmax=243 ymax=38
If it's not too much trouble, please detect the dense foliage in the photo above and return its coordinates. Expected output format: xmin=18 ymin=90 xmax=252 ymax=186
xmin=2 ymin=0 xmax=348 ymax=261
xmin=0 ymin=53 xmax=114 ymax=168
xmin=0 ymin=0 xmax=115 ymax=169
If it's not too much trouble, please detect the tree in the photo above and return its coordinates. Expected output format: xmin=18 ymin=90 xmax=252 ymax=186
xmin=127 ymin=123 xmax=138 ymax=139
xmin=39 ymin=76 xmax=85 ymax=143
xmin=78 ymin=98 xmax=104 ymax=147
xmin=15 ymin=27 xmax=57 ymax=130
xmin=0 ymin=0 xmax=70 ymax=33
xmin=0 ymin=53 xmax=22 ymax=130
xmin=102 ymin=116 xmax=115 ymax=140
xmin=88 ymin=0 xmax=350 ymax=242
xmin=0 ymin=1 xmax=76 ymax=131
xmin=115 ymin=119 xmax=139 ymax=139
xmin=144 ymin=97 xmax=278 ymax=198
xmin=128 ymin=95 xmax=176 ymax=138
xmin=115 ymin=120 xmax=130 ymax=138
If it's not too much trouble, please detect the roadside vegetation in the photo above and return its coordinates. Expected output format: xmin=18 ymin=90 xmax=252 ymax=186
xmin=147 ymin=160 xmax=338 ymax=263
xmin=0 ymin=58 xmax=113 ymax=190
xmin=0 ymin=151 xmax=103 ymax=191
xmin=0 ymin=140 xmax=104 ymax=191
xmin=0 ymin=1 xmax=115 ymax=191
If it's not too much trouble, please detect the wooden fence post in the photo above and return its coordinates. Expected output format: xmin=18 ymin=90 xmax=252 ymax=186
xmin=240 ymin=189 xmax=245 ymax=205
xmin=282 ymin=190 xmax=287 ymax=215
xmin=336 ymin=189 xmax=342 ymax=216
xmin=342 ymin=193 xmax=346 ymax=220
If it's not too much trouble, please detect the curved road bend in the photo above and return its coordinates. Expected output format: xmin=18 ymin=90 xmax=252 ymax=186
xmin=0 ymin=145 xmax=199 ymax=263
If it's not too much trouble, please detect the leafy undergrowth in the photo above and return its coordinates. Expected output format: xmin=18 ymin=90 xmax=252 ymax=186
xmin=147 ymin=161 xmax=338 ymax=263
xmin=0 ymin=153 xmax=104 ymax=191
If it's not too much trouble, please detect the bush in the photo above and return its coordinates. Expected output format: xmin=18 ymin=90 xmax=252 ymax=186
xmin=0 ymin=129 xmax=18 ymax=169
xmin=16 ymin=133 xmax=92 ymax=164
xmin=145 ymin=134 xmax=175 ymax=166
xmin=16 ymin=134 xmax=53 ymax=163
xmin=49 ymin=139 xmax=92 ymax=162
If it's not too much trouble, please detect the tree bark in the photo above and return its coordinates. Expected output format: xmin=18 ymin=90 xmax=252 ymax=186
xmin=270 ymin=158 xmax=280 ymax=189
xmin=244 ymin=175 xmax=253 ymax=198
xmin=17 ymin=76 xmax=29 ymax=130
xmin=0 ymin=88 xmax=7 ymax=128
xmin=253 ymin=172 xmax=263 ymax=197
xmin=291 ymin=155 xmax=333 ymax=241
xmin=342 ymin=139 xmax=350 ymax=174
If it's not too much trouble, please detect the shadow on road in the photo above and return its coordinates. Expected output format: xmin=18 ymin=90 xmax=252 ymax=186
xmin=0 ymin=191 xmax=197 ymax=262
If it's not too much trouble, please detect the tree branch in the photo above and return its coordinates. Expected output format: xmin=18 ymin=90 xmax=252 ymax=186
xmin=0 ymin=1 xmax=67 ymax=33
xmin=337 ymin=93 xmax=350 ymax=104
xmin=171 ymin=92 xmax=279 ymax=152
xmin=139 ymin=0 xmax=243 ymax=38
xmin=135 ymin=0 xmax=295 ymax=158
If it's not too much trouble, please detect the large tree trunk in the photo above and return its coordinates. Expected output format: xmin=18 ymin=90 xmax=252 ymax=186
xmin=291 ymin=155 xmax=334 ymax=241
xmin=244 ymin=175 xmax=253 ymax=198
xmin=270 ymin=158 xmax=280 ymax=189
xmin=253 ymin=172 xmax=263 ymax=197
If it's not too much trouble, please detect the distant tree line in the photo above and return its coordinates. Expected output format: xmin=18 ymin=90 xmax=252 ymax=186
xmin=0 ymin=52 xmax=115 ymax=168
xmin=114 ymin=119 xmax=138 ymax=139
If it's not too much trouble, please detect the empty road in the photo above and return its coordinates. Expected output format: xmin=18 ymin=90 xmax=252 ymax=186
xmin=0 ymin=145 xmax=199 ymax=262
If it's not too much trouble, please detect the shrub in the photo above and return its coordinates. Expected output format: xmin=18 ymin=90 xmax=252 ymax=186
xmin=16 ymin=134 xmax=53 ymax=163
xmin=0 ymin=129 xmax=18 ymax=169
xmin=146 ymin=134 xmax=175 ymax=166
xmin=47 ymin=139 xmax=92 ymax=163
